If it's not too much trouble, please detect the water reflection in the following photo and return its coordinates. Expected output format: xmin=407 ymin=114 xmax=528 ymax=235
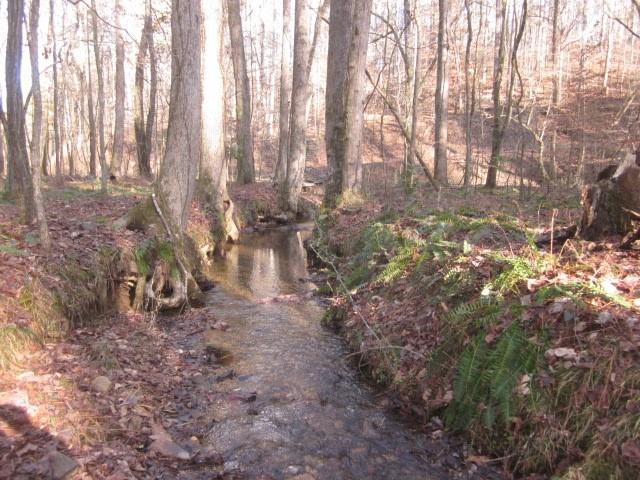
xmin=198 ymin=226 xmax=471 ymax=480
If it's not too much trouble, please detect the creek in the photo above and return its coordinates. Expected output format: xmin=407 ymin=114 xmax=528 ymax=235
xmin=180 ymin=225 xmax=485 ymax=479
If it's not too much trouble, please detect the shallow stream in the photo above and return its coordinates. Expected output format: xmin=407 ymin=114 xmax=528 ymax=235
xmin=183 ymin=226 xmax=491 ymax=480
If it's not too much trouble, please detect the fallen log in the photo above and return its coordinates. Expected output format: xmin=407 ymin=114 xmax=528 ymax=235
xmin=534 ymin=224 xmax=577 ymax=246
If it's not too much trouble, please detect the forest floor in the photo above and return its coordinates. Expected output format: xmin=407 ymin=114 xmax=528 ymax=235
xmin=0 ymin=179 xmax=327 ymax=479
xmin=2 ymin=178 xmax=639 ymax=479
xmin=311 ymin=185 xmax=640 ymax=479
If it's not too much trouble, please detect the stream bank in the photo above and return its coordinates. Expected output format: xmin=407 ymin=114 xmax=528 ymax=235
xmin=310 ymin=189 xmax=640 ymax=479
xmin=2 ymin=182 xmax=499 ymax=479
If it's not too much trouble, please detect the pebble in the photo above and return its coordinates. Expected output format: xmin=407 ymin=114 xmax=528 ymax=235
xmin=91 ymin=376 xmax=112 ymax=393
xmin=47 ymin=451 xmax=79 ymax=480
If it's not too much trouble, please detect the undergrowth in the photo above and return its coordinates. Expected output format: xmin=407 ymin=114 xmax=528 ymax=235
xmin=316 ymin=206 xmax=640 ymax=478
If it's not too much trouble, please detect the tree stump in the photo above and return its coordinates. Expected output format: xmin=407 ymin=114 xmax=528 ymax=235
xmin=578 ymin=180 xmax=631 ymax=240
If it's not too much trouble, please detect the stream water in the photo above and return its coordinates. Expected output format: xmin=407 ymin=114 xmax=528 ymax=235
xmin=181 ymin=226 xmax=493 ymax=480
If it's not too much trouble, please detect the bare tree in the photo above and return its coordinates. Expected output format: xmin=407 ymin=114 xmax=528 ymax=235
xmin=201 ymin=0 xmax=239 ymax=242
xmin=90 ymin=0 xmax=108 ymax=191
xmin=134 ymin=0 xmax=157 ymax=179
xmin=28 ymin=0 xmax=51 ymax=250
xmin=144 ymin=0 xmax=203 ymax=309
xmin=86 ymin=13 xmax=97 ymax=178
xmin=485 ymin=0 xmax=508 ymax=189
xmin=324 ymin=0 xmax=373 ymax=207
xmin=281 ymin=0 xmax=312 ymax=211
xmin=5 ymin=0 xmax=35 ymax=223
xmin=434 ymin=0 xmax=449 ymax=184
xmin=227 ymin=0 xmax=255 ymax=184
xmin=110 ymin=0 xmax=125 ymax=177
xmin=281 ymin=0 xmax=330 ymax=211
xmin=486 ymin=0 xmax=528 ymax=189
xmin=463 ymin=0 xmax=474 ymax=187
xmin=50 ymin=0 xmax=62 ymax=181
xmin=0 ymin=122 xmax=5 ymax=177
xmin=156 ymin=0 xmax=202 ymax=232
xmin=274 ymin=0 xmax=293 ymax=185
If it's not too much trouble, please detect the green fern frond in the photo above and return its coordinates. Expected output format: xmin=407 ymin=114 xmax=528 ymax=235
xmin=446 ymin=322 xmax=544 ymax=432
xmin=486 ymin=254 xmax=539 ymax=295
xmin=446 ymin=298 xmax=502 ymax=333
xmin=376 ymin=245 xmax=415 ymax=284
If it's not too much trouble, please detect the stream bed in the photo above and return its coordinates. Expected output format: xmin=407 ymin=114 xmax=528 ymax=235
xmin=171 ymin=226 xmax=499 ymax=480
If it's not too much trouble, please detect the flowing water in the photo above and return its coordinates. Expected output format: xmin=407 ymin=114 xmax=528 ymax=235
xmin=181 ymin=226 xmax=493 ymax=480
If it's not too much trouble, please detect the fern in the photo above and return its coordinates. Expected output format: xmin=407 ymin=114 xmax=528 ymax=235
xmin=445 ymin=298 xmax=502 ymax=333
xmin=376 ymin=245 xmax=415 ymax=284
xmin=485 ymin=323 xmax=527 ymax=426
xmin=446 ymin=322 xmax=543 ymax=432
xmin=446 ymin=334 xmax=489 ymax=430
xmin=534 ymin=282 xmax=632 ymax=309
xmin=486 ymin=254 xmax=539 ymax=295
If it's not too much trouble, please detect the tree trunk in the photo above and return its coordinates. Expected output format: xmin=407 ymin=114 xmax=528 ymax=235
xmin=110 ymin=0 xmax=125 ymax=177
xmin=0 ymin=122 xmax=5 ymax=177
xmin=86 ymin=14 xmax=97 ymax=177
xmin=280 ymin=0 xmax=329 ymax=211
xmin=156 ymin=0 xmax=202 ymax=233
xmin=5 ymin=0 xmax=35 ymax=223
xmin=59 ymin=6 xmax=67 ymax=177
xmin=281 ymin=0 xmax=311 ymax=211
xmin=135 ymin=0 xmax=156 ymax=179
xmin=434 ymin=0 xmax=449 ymax=184
xmin=402 ymin=0 xmax=414 ymax=181
xmin=200 ymin=1 xmax=239 ymax=242
xmin=578 ymin=180 xmax=632 ymax=240
xmin=463 ymin=0 xmax=474 ymax=187
xmin=227 ymin=0 xmax=255 ymax=184
xmin=91 ymin=0 xmax=108 ymax=192
xmin=28 ymin=0 xmax=51 ymax=250
xmin=324 ymin=0 xmax=373 ymax=207
xmin=408 ymin=11 xmax=421 ymax=187
xmin=50 ymin=0 xmax=62 ymax=181
xmin=485 ymin=0 xmax=507 ymax=189
xmin=274 ymin=0 xmax=293 ymax=185
xmin=551 ymin=0 xmax=560 ymax=105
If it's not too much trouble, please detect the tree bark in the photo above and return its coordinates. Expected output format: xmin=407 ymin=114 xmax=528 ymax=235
xmin=5 ymin=0 xmax=35 ymax=223
xmin=134 ymin=0 xmax=156 ymax=179
xmin=110 ymin=0 xmax=125 ymax=177
xmin=86 ymin=13 xmax=97 ymax=177
xmin=50 ymin=0 xmax=62 ymax=181
xmin=324 ymin=0 xmax=373 ymax=207
xmin=281 ymin=0 xmax=312 ymax=211
xmin=90 ymin=0 xmax=108 ymax=192
xmin=227 ymin=0 xmax=255 ymax=184
xmin=485 ymin=0 xmax=507 ymax=189
xmin=551 ymin=0 xmax=560 ymax=105
xmin=463 ymin=0 xmax=474 ymax=187
xmin=0 ymin=122 xmax=4 ymax=177
xmin=274 ymin=0 xmax=293 ymax=185
xmin=156 ymin=0 xmax=202 ymax=233
xmin=28 ymin=0 xmax=51 ymax=250
xmin=408 ymin=11 xmax=421 ymax=187
xmin=578 ymin=180 xmax=632 ymax=240
xmin=434 ymin=0 xmax=449 ymax=184
xmin=403 ymin=0 xmax=414 ymax=180
xmin=200 ymin=1 xmax=239 ymax=242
